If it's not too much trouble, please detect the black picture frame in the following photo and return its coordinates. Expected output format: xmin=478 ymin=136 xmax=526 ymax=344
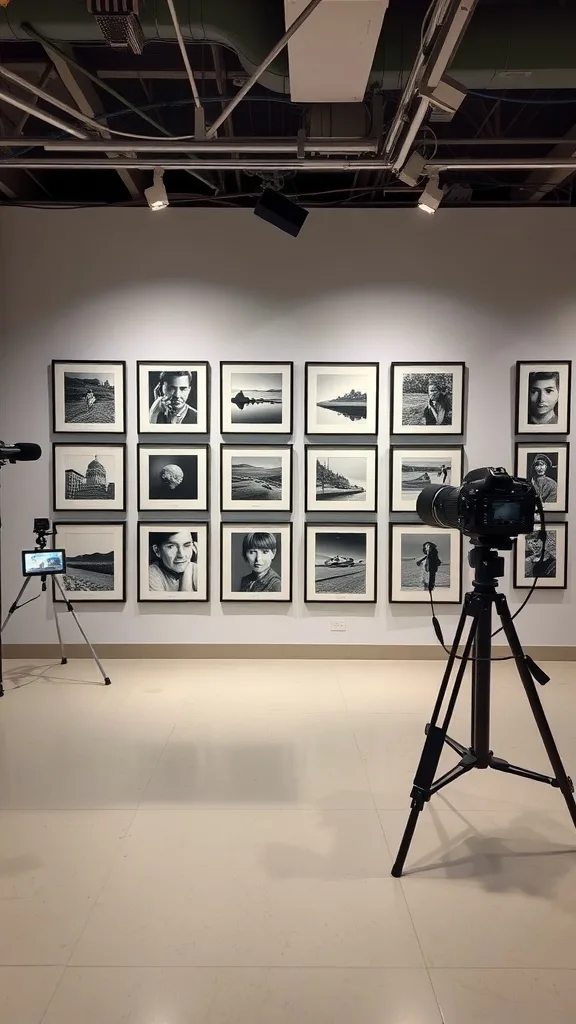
xmin=305 ymin=361 xmax=379 ymax=436
xmin=220 ymin=521 xmax=293 ymax=602
xmin=514 ymin=441 xmax=570 ymax=515
xmin=390 ymin=362 xmax=466 ymax=437
xmin=52 ymin=521 xmax=127 ymax=602
xmin=220 ymin=361 xmax=294 ymax=435
xmin=52 ymin=360 xmax=126 ymax=435
xmin=513 ymin=521 xmax=568 ymax=590
xmin=388 ymin=523 xmax=463 ymax=604
xmin=220 ymin=443 xmax=293 ymax=513
xmin=137 ymin=443 xmax=210 ymax=513
xmin=304 ymin=444 xmax=378 ymax=513
xmin=137 ymin=522 xmax=210 ymax=602
xmin=389 ymin=444 xmax=464 ymax=514
xmin=304 ymin=523 xmax=378 ymax=603
xmin=52 ymin=442 xmax=127 ymax=512
xmin=136 ymin=361 xmax=211 ymax=435
xmin=514 ymin=360 xmax=572 ymax=436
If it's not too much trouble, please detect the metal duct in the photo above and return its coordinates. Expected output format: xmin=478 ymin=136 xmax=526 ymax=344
xmin=1 ymin=2 xmax=576 ymax=94
xmin=86 ymin=1 xmax=145 ymax=55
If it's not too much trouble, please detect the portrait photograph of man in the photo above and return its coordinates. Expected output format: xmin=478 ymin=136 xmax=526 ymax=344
xmin=138 ymin=362 xmax=210 ymax=434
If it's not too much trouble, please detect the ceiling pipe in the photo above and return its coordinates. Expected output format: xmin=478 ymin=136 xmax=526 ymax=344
xmin=0 ymin=86 xmax=88 ymax=139
xmin=0 ymin=158 xmax=392 ymax=171
xmin=165 ymin=0 xmax=202 ymax=111
xmin=40 ymin=138 xmax=379 ymax=154
xmin=3 ymin=157 xmax=576 ymax=172
xmin=206 ymin=0 xmax=324 ymax=139
xmin=0 ymin=64 xmax=104 ymax=133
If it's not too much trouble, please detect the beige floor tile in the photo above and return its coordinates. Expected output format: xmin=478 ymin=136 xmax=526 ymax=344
xmin=380 ymin=806 xmax=576 ymax=968
xmin=430 ymin=968 xmax=576 ymax=1024
xmin=71 ymin=808 xmax=423 ymax=967
xmin=142 ymin=707 xmax=372 ymax=808
xmin=43 ymin=966 xmax=442 ymax=1024
xmin=0 ymin=811 xmax=132 ymax=965
xmin=0 ymin=967 xmax=63 ymax=1024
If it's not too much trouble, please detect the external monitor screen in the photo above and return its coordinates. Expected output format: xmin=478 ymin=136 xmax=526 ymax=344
xmin=22 ymin=549 xmax=66 ymax=577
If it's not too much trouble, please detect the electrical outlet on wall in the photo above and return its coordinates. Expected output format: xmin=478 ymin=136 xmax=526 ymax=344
xmin=330 ymin=620 xmax=346 ymax=632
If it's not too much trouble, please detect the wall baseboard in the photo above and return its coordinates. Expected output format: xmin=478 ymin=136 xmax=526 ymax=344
xmin=2 ymin=643 xmax=576 ymax=661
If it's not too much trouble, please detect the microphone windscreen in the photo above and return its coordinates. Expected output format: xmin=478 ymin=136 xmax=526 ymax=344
xmin=15 ymin=443 xmax=42 ymax=461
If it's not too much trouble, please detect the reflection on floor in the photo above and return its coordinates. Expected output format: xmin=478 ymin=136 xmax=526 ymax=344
xmin=1 ymin=657 xmax=576 ymax=1023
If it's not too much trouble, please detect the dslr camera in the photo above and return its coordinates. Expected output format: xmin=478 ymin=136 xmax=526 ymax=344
xmin=417 ymin=467 xmax=537 ymax=541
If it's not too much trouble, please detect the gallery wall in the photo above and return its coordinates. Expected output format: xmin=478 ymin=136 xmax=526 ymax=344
xmin=1 ymin=206 xmax=576 ymax=648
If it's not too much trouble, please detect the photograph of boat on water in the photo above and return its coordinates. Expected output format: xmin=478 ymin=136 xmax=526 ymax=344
xmin=305 ymin=363 xmax=379 ymax=436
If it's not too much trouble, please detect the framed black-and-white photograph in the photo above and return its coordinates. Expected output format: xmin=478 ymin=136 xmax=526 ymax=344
xmin=390 ymin=362 xmax=465 ymax=436
xmin=52 ymin=360 xmax=126 ymax=434
xmin=389 ymin=523 xmax=462 ymax=604
xmin=220 ymin=523 xmax=292 ymax=602
xmin=220 ymin=445 xmax=293 ymax=512
xmin=305 ymin=445 xmax=378 ymax=513
xmin=220 ymin=362 xmax=293 ymax=435
xmin=52 ymin=443 xmax=126 ymax=512
xmin=138 ymin=523 xmax=209 ymax=601
xmin=390 ymin=445 xmax=464 ymax=513
xmin=53 ymin=522 xmax=126 ymax=602
xmin=137 ymin=362 xmax=210 ymax=434
xmin=305 ymin=524 xmax=377 ymax=603
xmin=305 ymin=362 xmax=379 ymax=436
xmin=515 ymin=442 xmax=570 ymax=514
xmin=514 ymin=522 xmax=568 ymax=590
xmin=137 ymin=444 xmax=209 ymax=512
xmin=515 ymin=361 xmax=572 ymax=435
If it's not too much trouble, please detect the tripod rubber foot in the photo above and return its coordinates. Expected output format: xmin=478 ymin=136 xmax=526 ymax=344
xmin=61 ymin=658 xmax=68 ymax=665
xmin=104 ymin=677 xmax=112 ymax=686
xmin=390 ymin=864 xmax=403 ymax=878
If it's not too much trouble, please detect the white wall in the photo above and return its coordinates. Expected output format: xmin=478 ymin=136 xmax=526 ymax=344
xmin=1 ymin=207 xmax=575 ymax=647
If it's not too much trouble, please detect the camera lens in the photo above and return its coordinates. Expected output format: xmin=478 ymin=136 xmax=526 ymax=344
xmin=417 ymin=484 xmax=461 ymax=530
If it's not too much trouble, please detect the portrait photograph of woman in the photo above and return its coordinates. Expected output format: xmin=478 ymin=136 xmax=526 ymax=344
xmin=515 ymin=442 xmax=569 ymax=514
xmin=390 ymin=362 xmax=465 ymax=436
xmin=514 ymin=522 xmax=567 ymax=590
xmin=515 ymin=361 xmax=571 ymax=435
xmin=220 ymin=523 xmax=292 ymax=602
xmin=138 ymin=523 xmax=209 ymax=601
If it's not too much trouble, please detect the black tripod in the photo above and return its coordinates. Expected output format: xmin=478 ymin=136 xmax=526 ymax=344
xmin=391 ymin=541 xmax=576 ymax=878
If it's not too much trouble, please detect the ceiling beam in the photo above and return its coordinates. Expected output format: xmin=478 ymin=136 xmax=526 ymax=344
xmin=0 ymin=65 xmax=53 ymax=200
xmin=515 ymin=125 xmax=576 ymax=202
xmin=35 ymin=40 xmax=146 ymax=200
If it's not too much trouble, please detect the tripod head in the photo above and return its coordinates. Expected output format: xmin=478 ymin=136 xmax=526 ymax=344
xmin=468 ymin=538 xmax=512 ymax=588
xmin=33 ymin=518 xmax=53 ymax=552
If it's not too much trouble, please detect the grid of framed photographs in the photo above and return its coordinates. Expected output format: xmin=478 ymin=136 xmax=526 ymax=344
xmin=47 ymin=355 xmax=571 ymax=606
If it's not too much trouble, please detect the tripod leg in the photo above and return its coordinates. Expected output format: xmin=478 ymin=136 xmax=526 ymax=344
xmin=53 ymin=578 xmax=111 ymax=686
xmin=391 ymin=602 xmax=480 ymax=878
xmin=0 ymin=577 xmax=31 ymax=633
xmin=51 ymin=589 xmax=67 ymax=665
xmin=496 ymin=593 xmax=576 ymax=830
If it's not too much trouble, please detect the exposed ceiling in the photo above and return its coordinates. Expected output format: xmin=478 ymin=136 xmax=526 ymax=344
xmin=0 ymin=0 xmax=575 ymax=210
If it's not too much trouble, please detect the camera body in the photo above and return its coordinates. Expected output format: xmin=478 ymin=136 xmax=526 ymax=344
xmin=417 ymin=467 xmax=537 ymax=539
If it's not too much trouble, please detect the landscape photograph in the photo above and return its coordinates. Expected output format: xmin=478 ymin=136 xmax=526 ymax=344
xmin=231 ymin=455 xmax=283 ymax=501
xmin=64 ymin=371 xmax=116 ymax=425
xmin=315 ymin=455 xmax=366 ymax=502
xmin=314 ymin=372 xmax=369 ymax=425
xmin=54 ymin=524 xmax=125 ymax=601
xmin=306 ymin=363 xmax=378 ymax=435
xmin=230 ymin=371 xmax=283 ymax=426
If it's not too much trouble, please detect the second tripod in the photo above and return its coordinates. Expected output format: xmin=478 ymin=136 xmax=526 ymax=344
xmin=1 ymin=522 xmax=111 ymax=688
xmin=391 ymin=542 xmax=576 ymax=878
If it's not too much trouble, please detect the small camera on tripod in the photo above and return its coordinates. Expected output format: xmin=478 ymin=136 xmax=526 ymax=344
xmin=22 ymin=519 xmax=66 ymax=578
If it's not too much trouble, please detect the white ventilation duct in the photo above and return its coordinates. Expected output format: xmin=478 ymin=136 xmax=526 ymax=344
xmin=285 ymin=0 xmax=390 ymax=103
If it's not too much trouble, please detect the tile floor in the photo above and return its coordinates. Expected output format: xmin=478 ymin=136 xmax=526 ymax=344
xmin=1 ymin=657 xmax=576 ymax=1022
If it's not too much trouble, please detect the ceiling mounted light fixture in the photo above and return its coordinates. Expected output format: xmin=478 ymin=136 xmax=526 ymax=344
xmin=254 ymin=188 xmax=308 ymax=238
xmin=144 ymin=168 xmax=169 ymax=211
xmin=418 ymin=175 xmax=444 ymax=214
xmin=421 ymin=76 xmax=467 ymax=123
